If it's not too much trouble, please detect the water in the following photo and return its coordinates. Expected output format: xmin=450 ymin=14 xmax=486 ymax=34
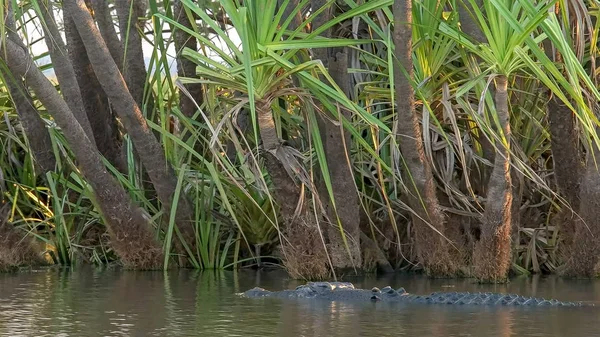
xmin=1 ymin=268 xmax=599 ymax=337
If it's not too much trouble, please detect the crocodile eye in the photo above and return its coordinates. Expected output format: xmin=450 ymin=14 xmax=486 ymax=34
xmin=371 ymin=287 xmax=381 ymax=293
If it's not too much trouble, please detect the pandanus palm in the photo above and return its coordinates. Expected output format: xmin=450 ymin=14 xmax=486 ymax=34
xmin=518 ymin=0 xmax=600 ymax=276
xmin=459 ymin=0 xmax=600 ymax=279
xmin=161 ymin=0 xmax=391 ymax=278
xmin=392 ymin=0 xmax=466 ymax=275
xmin=440 ymin=0 xmax=556 ymax=282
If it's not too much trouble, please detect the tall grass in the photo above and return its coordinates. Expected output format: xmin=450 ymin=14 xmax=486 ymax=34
xmin=1 ymin=0 xmax=599 ymax=275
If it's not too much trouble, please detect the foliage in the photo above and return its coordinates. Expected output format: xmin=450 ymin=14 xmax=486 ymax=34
xmin=0 ymin=0 xmax=599 ymax=276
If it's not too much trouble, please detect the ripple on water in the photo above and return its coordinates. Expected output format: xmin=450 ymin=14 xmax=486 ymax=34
xmin=0 ymin=269 xmax=599 ymax=336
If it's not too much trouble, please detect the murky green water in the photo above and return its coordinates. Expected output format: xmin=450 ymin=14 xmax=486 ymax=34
xmin=1 ymin=268 xmax=599 ymax=336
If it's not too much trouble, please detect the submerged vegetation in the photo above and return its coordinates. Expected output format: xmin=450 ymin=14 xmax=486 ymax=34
xmin=1 ymin=0 xmax=600 ymax=282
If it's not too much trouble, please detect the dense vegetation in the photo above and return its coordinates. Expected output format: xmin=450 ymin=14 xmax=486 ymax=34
xmin=0 ymin=0 xmax=599 ymax=282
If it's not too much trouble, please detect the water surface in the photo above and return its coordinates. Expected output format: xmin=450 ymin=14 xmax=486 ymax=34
xmin=1 ymin=268 xmax=599 ymax=336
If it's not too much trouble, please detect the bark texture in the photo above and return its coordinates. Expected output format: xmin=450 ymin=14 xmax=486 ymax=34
xmin=459 ymin=0 xmax=494 ymax=197
xmin=0 ymin=4 xmax=53 ymax=271
xmin=310 ymin=0 xmax=362 ymax=272
xmin=63 ymin=5 xmax=126 ymax=172
xmin=474 ymin=130 xmax=496 ymax=197
xmin=174 ymin=0 xmax=203 ymax=118
xmin=393 ymin=0 xmax=457 ymax=276
xmin=360 ymin=232 xmax=394 ymax=273
xmin=562 ymin=145 xmax=600 ymax=277
xmin=319 ymin=53 xmax=363 ymax=271
xmin=457 ymin=0 xmax=485 ymax=43
xmin=542 ymin=32 xmax=584 ymax=257
xmin=115 ymin=0 xmax=149 ymax=108
xmin=257 ymin=98 xmax=329 ymax=280
xmin=39 ymin=0 xmax=96 ymax=146
xmin=66 ymin=0 xmax=196 ymax=264
xmin=473 ymin=75 xmax=513 ymax=283
xmin=548 ymin=98 xmax=583 ymax=247
xmin=91 ymin=0 xmax=125 ymax=70
xmin=2 ymin=70 xmax=56 ymax=174
xmin=2 ymin=6 xmax=55 ymax=174
xmin=2 ymin=38 xmax=163 ymax=269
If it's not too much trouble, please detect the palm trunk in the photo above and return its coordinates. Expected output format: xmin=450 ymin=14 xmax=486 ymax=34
xmin=457 ymin=0 xmax=485 ymax=43
xmin=174 ymin=0 xmax=204 ymax=119
xmin=473 ymin=75 xmax=513 ymax=282
xmin=318 ymin=53 xmax=363 ymax=272
xmin=393 ymin=0 xmax=457 ymax=276
xmin=310 ymin=0 xmax=362 ymax=273
xmin=90 ymin=0 xmax=125 ymax=71
xmin=256 ymin=99 xmax=300 ymax=220
xmin=562 ymin=143 xmax=600 ymax=277
xmin=547 ymin=98 xmax=583 ymax=246
xmin=115 ymin=0 xmax=150 ymax=109
xmin=39 ymin=1 xmax=96 ymax=147
xmin=2 ymin=6 xmax=55 ymax=175
xmin=65 ymin=0 xmax=196 ymax=264
xmin=64 ymin=12 xmax=126 ymax=173
xmin=256 ymin=98 xmax=329 ymax=280
xmin=2 ymin=71 xmax=55 ymax=174
xmin=458 ymin=0 xmax=495 ymax=197
xmin=542 ymin=35 xmax=584 ymax=250
xmin=2 ymin=38 xmax=163 ymax=269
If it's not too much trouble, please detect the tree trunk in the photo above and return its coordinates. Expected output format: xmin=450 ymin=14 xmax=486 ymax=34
xmin=2 ymin=6 xmax=55 ymax=175
xmin=542 ymin=34 xmax=584 ymax=250
xmin=65 ymin=0 xmax=196 ymax=264
xmin=474 ymin=130 xmax=496 ymax=197
xmin=473 ymin=75 xmax=513 ymax=283
xmin=457 ymin=0 xmax=485 ymax=43
xmin=174 ymin=0 xmax=203 ymax=119
xmin=562 ymin=144 xmax=600 ymax=277
xmin=256 ymin=98 xmax=329 ymax=280
xmin=320 ymin=53 xmax=363 ymax=272
xmin=392 ymin=0 xmax=457 ymax=276
xmin=1 ymin=5 xmax=54 ymax=271
xmin=2 ymin=38 xmax=163 ymax=269
xmin=90 ymin=0 xmax=125 ymax=71
xmin=278 ymin=0 xmax=302 ymax=30
xmin=548 ymin=98 xmax=583 ymax=246
xmin=39 ymin=0 xmax=96 ymax=146
xmin=459 ymin=0 xmax=495 ymax=198
xmin=360 ymin=232 xmax=394 ymax=273
xmin=63 ymin=9 xmax=126 ymax=172
xmin=309 ymin=0 xmax=362 ymax=273
xmin=2 ymin=71 xmax=55 ymax=174
xmin=459 ymin=0 xmax=495 ymax=197
xmin=115 ymin=0 xmax=150 ymax=109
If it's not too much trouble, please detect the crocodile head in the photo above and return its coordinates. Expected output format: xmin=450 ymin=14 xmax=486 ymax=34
xmin=243 ymin=287 xmax=271 ymax=297
xmin=243 ymin=282 xmax=412 ymax=302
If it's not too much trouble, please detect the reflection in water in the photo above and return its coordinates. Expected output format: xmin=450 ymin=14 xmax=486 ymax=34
xmin=0 ymin=268 xmax=599 ymax=336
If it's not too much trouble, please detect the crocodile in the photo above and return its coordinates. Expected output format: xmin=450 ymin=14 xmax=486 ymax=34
xmin=242 ymin=282 xmax=593 ymax=307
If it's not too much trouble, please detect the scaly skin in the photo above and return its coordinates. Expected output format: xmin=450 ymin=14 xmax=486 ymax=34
xmin=242 ymin=282 xmax=593 ymax=307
